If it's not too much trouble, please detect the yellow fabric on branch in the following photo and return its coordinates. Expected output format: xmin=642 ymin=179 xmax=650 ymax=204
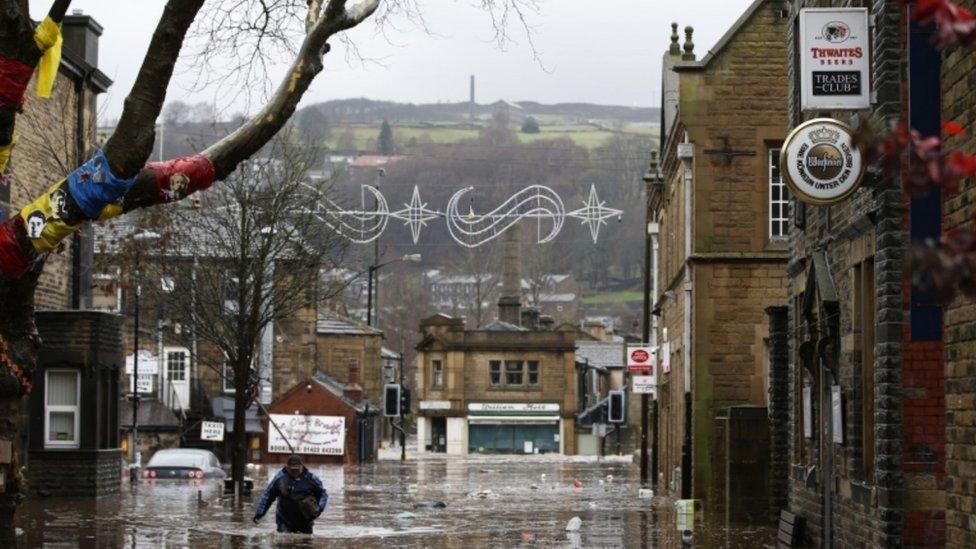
xmin=98 ymin=203 xmax=123 ymax=221
xmin=19 ymin=180 xmax=82 ymax=253
xmin=33 ymin=16 xmax=63 ymax=99
xmin=0 ymin=131 xmax=17 ymax=174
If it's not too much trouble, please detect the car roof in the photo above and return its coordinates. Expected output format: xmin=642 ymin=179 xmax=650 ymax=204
xmin=153 ymin=449 xmax=216 ymax=456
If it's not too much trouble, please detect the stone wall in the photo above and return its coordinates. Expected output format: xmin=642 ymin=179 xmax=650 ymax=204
xmin=2 ymin=70 xmax=97 ymax=309
xmin=653 ymin=0 xmax=788 ymax=511
xmin=941 ymin=1 xmax=976 ymax=545
xmin=27 ymin=449 xmax=121 ymax=497
xmin=784 ymin=1 xmax=953 ymax=547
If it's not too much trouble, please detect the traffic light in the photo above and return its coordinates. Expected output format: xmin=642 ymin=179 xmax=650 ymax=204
xmin=608 ymin=390 xmax=626 ymax=424
xmin=399 ymin=387 xmax=411 ymax=416
xmin=383 ymin=384 xmax=401 ymax=417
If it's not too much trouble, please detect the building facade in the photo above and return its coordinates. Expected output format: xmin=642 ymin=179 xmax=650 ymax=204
xmin=414 ymin=312 xmax=579 ymax=455
xmin=941 ymin=1 xmax=976 ymax=546
xmin=781 ymin=2 xmax=948 ymax=547
xmin=651 ymin=0 xmax=789 ymax=523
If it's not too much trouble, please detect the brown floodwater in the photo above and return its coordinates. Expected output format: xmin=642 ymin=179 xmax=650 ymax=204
xmin=15 ymin=455 xmax=775 ymax=548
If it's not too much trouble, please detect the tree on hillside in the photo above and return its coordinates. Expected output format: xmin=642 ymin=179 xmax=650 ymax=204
xmin=297 ymin=106 xmax=332 ymax=145
xmin=377 ymin=118 xmax=396 ymax=155
xmin=521 ymin=116 xmax=540 ymax=134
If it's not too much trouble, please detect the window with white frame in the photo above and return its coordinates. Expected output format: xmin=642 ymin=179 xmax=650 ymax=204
xmin=432 ymin=360 xmax=443 ymax=388
xmin=769 ymin=147 xmax=789 ymax=240
xmin=223 ymin=360 xmax=236 ymax=393
xmin=45 ymin=369 xmax=80 ymax=448
xmin=167 ymin=349 xmax=188 ymax=381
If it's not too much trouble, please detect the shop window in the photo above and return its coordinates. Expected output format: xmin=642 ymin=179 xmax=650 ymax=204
xmin=854 ymin=258 xmax=876 ymax=481
xmin=489 ymin=361 xmax=501 ymax=386
xmin=432 ymin=360 xmax=443 ymax=388
xmin=45 ymin=369 xmax=80 ymax=449
xmin=528 ymin=361 xmax=540 ymax=386
xmin=505 ymin=361 xmax=524 ymax=386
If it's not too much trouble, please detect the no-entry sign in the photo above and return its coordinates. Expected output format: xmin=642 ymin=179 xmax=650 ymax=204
xmin=627 ymin=345 xmax=655 ymax=373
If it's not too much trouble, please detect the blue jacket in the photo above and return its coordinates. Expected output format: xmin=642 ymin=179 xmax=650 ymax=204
xmin=254 ymin=467 xmax=328 ymax=529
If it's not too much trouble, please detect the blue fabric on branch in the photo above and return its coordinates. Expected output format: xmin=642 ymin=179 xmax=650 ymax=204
xmin=66 ymin=150 xmax=136 ymax=219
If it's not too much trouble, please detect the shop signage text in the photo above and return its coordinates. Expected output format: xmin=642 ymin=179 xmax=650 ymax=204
xmin=800 ymin=8 xmax=870 ymax=110
xmin=268 ymin=414 xmax=345 ymax=455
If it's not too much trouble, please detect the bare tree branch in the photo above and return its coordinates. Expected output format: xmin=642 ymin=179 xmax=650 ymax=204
xmin=103 ymin=0 xmax=206 ymax=178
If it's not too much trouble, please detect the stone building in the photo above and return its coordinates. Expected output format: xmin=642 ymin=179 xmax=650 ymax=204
xmin=779 ymin=2 xmax=948 ymax=547
xmin=414 ymin=232 xmax=581 ymax=455
xmin=0 ymin=13 xmax=110 ymax=309
xmin=941 ymin=1 xmax=976 ymax=546
xmin=650 ymin=0 xmax=788 ymax=523
xmin=1 ymin=14 xmax=119 ymax=495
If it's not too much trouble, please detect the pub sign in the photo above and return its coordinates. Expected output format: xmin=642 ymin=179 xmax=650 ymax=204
xmin=800 ymin=8 xmax=871 ymax=111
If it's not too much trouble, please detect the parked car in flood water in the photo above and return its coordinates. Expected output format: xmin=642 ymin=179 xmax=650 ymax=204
xmin=143 ymin=449 xmax=227 ymax=481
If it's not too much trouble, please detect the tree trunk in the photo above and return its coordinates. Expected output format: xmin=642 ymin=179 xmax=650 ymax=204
xmin=231 ymin=358 xmax=249 ymax=492
xmin=0 ymin=396 xmax=20 ymax=545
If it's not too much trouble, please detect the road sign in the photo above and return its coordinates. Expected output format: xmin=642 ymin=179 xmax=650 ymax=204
xmin=200 ymin=421 xmax=225 ymax=442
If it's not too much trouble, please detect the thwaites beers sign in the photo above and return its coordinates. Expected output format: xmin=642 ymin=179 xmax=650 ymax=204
xmin=800 ymin=8 xmax=870 ymax=111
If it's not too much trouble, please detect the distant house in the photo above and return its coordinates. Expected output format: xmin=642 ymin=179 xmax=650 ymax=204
xmin=260 ymin=371 xmax=380 ymax=465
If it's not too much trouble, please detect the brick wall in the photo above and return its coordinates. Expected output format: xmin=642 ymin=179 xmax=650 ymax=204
xmin=784 ymin=0 xmax=954 ymax=547
xmin=941 ymin=1 xmax=976 ymax=545
xmin=27 ymin=449 xmax=122 ymax=497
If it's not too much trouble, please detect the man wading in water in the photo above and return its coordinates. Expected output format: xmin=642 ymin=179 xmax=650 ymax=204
xmin=253 ymin=455 xmax=329 ymax=534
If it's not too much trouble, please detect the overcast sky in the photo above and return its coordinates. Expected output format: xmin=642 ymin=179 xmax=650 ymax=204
xmin=31 ymin=0 xmax=755 ymax=122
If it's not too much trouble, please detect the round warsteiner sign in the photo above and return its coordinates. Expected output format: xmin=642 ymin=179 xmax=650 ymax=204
xmin=781 ymin=118 xmax=865 ymax=206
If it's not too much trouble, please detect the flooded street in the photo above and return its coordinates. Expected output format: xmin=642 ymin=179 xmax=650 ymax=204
xmin=16 ymin=454 xmax=774 ymax=548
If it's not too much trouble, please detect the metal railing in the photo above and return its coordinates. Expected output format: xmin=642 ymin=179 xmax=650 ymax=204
xmin=158 ymin=376 xmax=187 ymax=424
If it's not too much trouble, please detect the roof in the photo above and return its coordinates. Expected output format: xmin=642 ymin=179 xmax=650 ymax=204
xmin=119 ymin=398 xmax=181 ymax=430
xmin=317 ymin=313 xmax=382 ymax=336
xmin=482 ymin=320 xmax=528 ymax=332
xmin=350 ymin=155 xmax=406 ymax=168
xmin=536 ymin=293 xmax=577 ymax=303
xmin=311 ymin=371 xmax=373 ymax=411
xmin=381 ymin=347 xmax=401 ymax=360
xmin=210 ymin=396 xmax=263 ymax=433
xmin=674 ymin=0 xmax=769 ymax=71
xmin=576 ymin=341 xmax=625 ymax=369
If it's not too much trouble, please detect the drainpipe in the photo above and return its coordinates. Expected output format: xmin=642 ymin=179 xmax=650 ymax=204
xmin=681 ymin=139 xmax=694 ymax=500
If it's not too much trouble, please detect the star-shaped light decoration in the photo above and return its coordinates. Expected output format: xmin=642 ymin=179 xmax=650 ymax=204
xmin=390 ymin=185 xmax=441 ymax=244
xmin=568 ymin=185 xmax=623 ymax=243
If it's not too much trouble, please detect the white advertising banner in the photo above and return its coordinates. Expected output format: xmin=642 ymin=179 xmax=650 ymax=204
xmin=268 ymin=414 xmax=346 ymax=455
xmin=200 ymin=421 xmax=225 ymax=442
xmin=661 ymin=342 xmax=671 ymax=374
xmin=800 ymin=8 xmax=871 ymax=111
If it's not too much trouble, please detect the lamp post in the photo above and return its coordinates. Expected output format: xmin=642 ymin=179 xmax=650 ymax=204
xmin=366 ymin=253 xmax=421 ymax=327
xmin=130 ymin=230 xmax=160 ymax=482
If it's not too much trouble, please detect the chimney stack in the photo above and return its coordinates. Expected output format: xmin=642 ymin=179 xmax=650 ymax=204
xmin=62 ymin=12 xmax=103 ymax=68
xmin=497 ymin=226 xmax=522 ymax=326
xmin=344 ymin=359 xmax=363 ymax=403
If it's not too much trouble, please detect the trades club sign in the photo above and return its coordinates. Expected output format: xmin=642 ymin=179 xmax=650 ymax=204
xmin=800 ymin=8 xmax=870 ymax=111
xmin=781 ymin=118 xmax=865 ymax=206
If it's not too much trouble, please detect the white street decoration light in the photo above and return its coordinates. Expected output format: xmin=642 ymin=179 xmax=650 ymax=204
xmin=306 ymin=183 xmax=622 ymax=248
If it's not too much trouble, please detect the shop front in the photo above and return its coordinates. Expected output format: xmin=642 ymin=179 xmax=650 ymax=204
xmin=466 ymin=403 xmax=561 ymax=455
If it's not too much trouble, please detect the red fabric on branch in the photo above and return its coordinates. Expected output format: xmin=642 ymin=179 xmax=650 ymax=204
xmin=146 ymin=154 xmax=216 ymax=204
xmin=0 ymin=57 xmax=36 ymax=108
xmin=0 ymin=216 xmax=31 ymax=279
